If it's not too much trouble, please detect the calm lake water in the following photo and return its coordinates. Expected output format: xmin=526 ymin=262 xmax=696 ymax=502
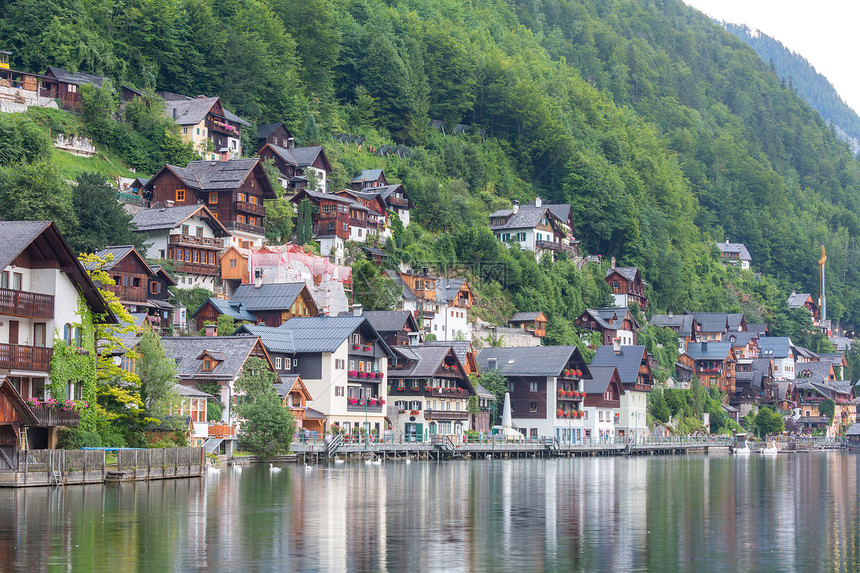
xmin=2 ymin=452 xmax=860 ymax=572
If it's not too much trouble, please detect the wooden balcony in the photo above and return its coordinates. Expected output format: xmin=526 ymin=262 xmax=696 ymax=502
xmin=347 ymin=401 xmax=383 ymax=413
xmin=430 ymin=388 xmax=470 ymax=399
xmin=32 ymin=405 xmax=80 ymax=427
xmin=176 ymin=262 xmax=219 ymax=276
xmin=0 ymin=288 xmax=54 ymax=319
xmin=424 ymin=409 xmax=468 ymax=421
xmin=387 ymin=196 xmax=409 ymax=208
xmin=169 ymin=234 xmax=224 ymax=249
xmin=208 ymin=424 xmax=236 ymax=438
xmin=108 ymin=285 xmax=148 ymax=304
xmin=225 ymin=221 xmax=265 ymax=236
xmin=0 ymin=343 xmax=52 ymax=371
xmin=235 ymin=200 xmax=266 ymax=217
xmin=413 ymin=310 xmax=435 ymax=321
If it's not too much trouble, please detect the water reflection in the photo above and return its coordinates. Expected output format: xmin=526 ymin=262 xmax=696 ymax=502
xmin=1 ymin=454 xmax=860 ymax=572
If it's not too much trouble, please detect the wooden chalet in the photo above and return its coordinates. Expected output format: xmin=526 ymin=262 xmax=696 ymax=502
xmin=290 ymin=188 xmax=376 ymax=242
xmin=582 ymin=365 xmax=624 ymax=441
xmin=489 ymin=198 xmax=577 ymax=257
xmin=192 ymin=282 xmax=318 ymax=331
xmin=787 ymin=292 xmax=820 ymax=322
xmin=257 ymin=123 xmax=295 ymax=151
xmin=142 ymin=158 xmax=276 ymax=244
xmin=360 ymin=310 xmax=421 ymax=347
xmin=258 ymin=144 xmax=331 ymax=192
xmin=574 ymin=307 xmax=638 ymax=346
xmin=163 ymin=95 xmax=249 ymax=159
xmin=604 ymin=260 xmax=649 ymax=312
xmin=350 ymin=169 xmax=388 ymax=190
xmin=89 ymin=246 xmax=175 ymax=334
xmin=130 ymin=204 xmax=230 ymax=289
xmin=274 ymin=375 xmax=323 ymax=433
xmin=679 ymin=342 xmax=737 ymax=394
xmin=43 ymin=67 xmax=109 ymax=109
xmin=508 ymin=311 xmax=547 ymax=338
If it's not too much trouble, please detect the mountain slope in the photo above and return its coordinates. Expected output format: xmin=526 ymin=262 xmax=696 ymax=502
xmin=2 ymin=0 xmax=860 ymax=326
xmin=723 ymin=22 xmax=860 ymax=154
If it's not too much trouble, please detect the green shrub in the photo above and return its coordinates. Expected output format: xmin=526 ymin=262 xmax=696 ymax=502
xmin=58 ymin=427 xmax=102 ymax=449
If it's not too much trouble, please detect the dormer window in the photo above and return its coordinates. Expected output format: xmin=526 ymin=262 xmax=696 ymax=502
xmin=204 ymin=359 xmax=213 ymax=372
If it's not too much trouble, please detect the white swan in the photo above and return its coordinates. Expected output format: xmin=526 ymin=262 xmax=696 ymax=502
xmin=270 ymin=463 xmax=282 ymax=473
xmin=234 ymin=464 xmax=243 ymax=473
xmin=404 ymin=458 xmax=412 ymax=464
xmin=334 ymin=458 xmax=345 ymax=464
xmin=364 ymin=458 xmax=373 ymax=465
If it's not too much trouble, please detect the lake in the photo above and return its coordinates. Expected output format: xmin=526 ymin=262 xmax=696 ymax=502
xmin=1 ymin=452 xmax=859 ymax=572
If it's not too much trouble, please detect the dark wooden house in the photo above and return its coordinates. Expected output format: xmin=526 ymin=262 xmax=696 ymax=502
xmin=257 ymin=123 xmax=295 ymax=151
xmin=604 ymin=261 xmax=649 ymax=312
xmin=0 ymin=378 xmax=39 ymax=469
xmin=192 ymin=282 xmax=318 ymax=331
xmin=258 ymin=144 xmax=332 ymax=192
xmin=142 ymin=158 xmax=276 ymax=244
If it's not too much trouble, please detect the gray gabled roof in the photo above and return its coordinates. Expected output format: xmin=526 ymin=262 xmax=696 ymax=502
xmin=795 ymin=361 xmax=834 ymax=384
xmin=605 ymin=266 xmax=640 ymax=283
xmin=477 ymin=346 xmax=582 ymax=377
xmin=651 ymin=313 xmax=696 ymax=338
xmin=161 ymin=336 xmax=265 ymax=381
xmin=787 ymin=292 xmax=814 ymax=309
xmin=758 ymin=337 xmax=794 ymax=359
xmin=547 ymin=204 xmax=571 ymax=224
xmin=90 ymin=245 xmax=154 ymax=275
xmin=130 ymin=204 xmax=229 ymax=236
xmin=727 ymin=313 xmax=745 ymax=331
xmin=267 ymin=144 xmax=328 ymax=169
xmin=173 ymin=383 xmax=212 ymax=398
xmin=437 ymin=278 xmax=469 ymax=303
xmin=164 ymin=96 xmax=249 ymax=127
xmin=509 ymin=311 xmax=544 ymax=323
xmin=847 ymin=423 xmax=860 ymax=436
xmin=234 ymin=324 xmax=296 ymax=354
xmin=278 ymin=316 xmax=393 ymax=356
xmin=747 ymin=323 xmax=769 ymax=334
xmin=735 ymin=370 xmax=763 ymax=390
xmin=590 ymin=345 xmax=648 ymax=385
xmin=351 ymin=169 xmax=384 ymax=183
xmin=488 ymin=204 xmax=566 ymax=231
xmin=693 ymin=313 xmax=730 ymax=334
xmin=192 ymin=298 xmax=256 ymax=322
xmin=45 ymin=66 xmax=107 ymax=87
xmin=722 ymin=331 xmax=758 ymax=348
xmin=424 ymin=340 xmax=474 ymax=366
xmin=683 ymin=342 xmax=734 ymax=361
xmin=583 ymin=365 xmax=621 ymax=395
xmin=391 ymin=345 xmax=461 ymax=379
xmin=257 ymin=123 xmax=290 ymax=139
xmin=581 ymin=307 xmax=635 ymax=331
xmin=361 ymin=310 xmax=418 ymax=334
xmin=716 ymin=242 xmax=751 ymax=260
xmin=290 ymin=188 xmax=372 ymax=213
xmin=180 ymin=158 xmax=262 ymax=190
xmin=230 ymin=282 xmax=308 ymax=312
xmin=273 ymin=375 xmax=301 ymax=397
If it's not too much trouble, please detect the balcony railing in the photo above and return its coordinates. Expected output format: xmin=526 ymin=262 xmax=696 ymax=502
xmin=387 ymin=196 xmax=410 ymax=208
xmin=0 ymin=288 xmax=54 ymax=319
xmin=424 ymin=409 xmax=468 ymax=421
xmin=347 ymin=400 xmax=384 ymax=413
xmin=108 ymin=285 xmax=148 ymax=303
xmin=0 ymin=343 xmax=52 ymax=371
xmin=430 ymin=388 xmax=470 ymax=399
xmin=225 ymin=221 xmax=265 ymax=236
xmin=169 ymin=234 xmax=224 ymax=249
xmin=32 ymin=405 xmax=80 ymax=427
xmin=176 ymin=262 xmax=219 ymax=276
xmin=208 ymin=424 xmax=236 ymax=438
xmin=235 ymin=200 xmax=266 ymax=217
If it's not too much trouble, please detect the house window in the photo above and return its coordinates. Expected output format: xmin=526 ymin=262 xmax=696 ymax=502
xmin=230 ymin=258 xmax=237 ymax=268
xmin=184 ymin=250 xmax=191 ymax=262
xmin=237 ymin=215 xmax=246 ymax=224
xmin=196 ymin=227 xmax=204 ymax=237
xmin=12 ymin=273 xmax=22 ymax=290
xmin=209 ymin=192 xmax=218 ymax=204
xmin=529 ymin=402 xmax=538 ymax=413
xmin=150 ymin=281 xmax=161 ymax=295
xmin=349 ymin=360 xmax=355 ymax=371
xmin=33 ymin=323 xmax=46 ymax=347
xmin=530 ymin=382 xmax=538 ymax=392
xmin=132 ymin=277 xmax=141 ymax=287
xmin=177 ymin=189 xmax=186 ymax=202
xmin=238 ymin=193 xmax=246 ymax=202
xmin=182 ymin=224 xmax=189 ymax=235
xmin=203 ymin=359 xmax=213 ymax=372
xmin=275 ymin=357 xmax=282 ymax=369
xmin=208 ymin=252 xmax=215 ymax=264
xmin=0 ymin=271 xmax=7 ymax=289
xmin=335 ymin=386 xmax=344 ymax=397
xmin=182 ymin=127 xmax=188 ymax=135
xmin=196 ymin=128 xmax=200 ymax=135
xmin=121 ymin=355 xmax=136 ymax=374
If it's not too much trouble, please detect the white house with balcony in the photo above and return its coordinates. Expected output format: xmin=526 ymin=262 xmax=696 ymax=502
xmin=130 ymin=204 xmax=230 ymax=290
xmin=488 ymin=198 xmax=578 ymax=259
xmin=0 ymin=221 xmax=116 ymax=451
xmin=279 ymin=314 xmax=394 ymax=436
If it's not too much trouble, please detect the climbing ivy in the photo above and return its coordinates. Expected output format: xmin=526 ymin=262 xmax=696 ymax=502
xmin=49 ymin=294 xmax=98 ymax=429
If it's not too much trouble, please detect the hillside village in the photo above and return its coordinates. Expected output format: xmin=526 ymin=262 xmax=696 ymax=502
xmin=0 ymin=52 xmax=858 ymax=459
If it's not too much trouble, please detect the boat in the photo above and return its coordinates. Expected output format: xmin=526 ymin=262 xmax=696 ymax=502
xmin=735 ymin=445 xmax=751 ymax=455
xmin=762 ymin=442 xmax=778 ymax=455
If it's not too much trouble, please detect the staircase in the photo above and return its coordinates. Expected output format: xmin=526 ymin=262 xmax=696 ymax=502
xmin=326 ymin=434 xmax=343 ymax=459
xmin=203 ymin=438 xmax=224 ymax=454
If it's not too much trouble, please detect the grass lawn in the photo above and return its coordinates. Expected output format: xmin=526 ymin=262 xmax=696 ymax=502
xmin=52 ymin=148 xmax=137 ymax=180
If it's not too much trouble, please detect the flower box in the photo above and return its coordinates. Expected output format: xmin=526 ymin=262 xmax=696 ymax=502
xmin=557 ymin=409 xmax=564 ymax=417
xmin=558 ymin=389 xmax=565 ymax=396
xmin=376 ymin=372 xmax=384 ymax=380
xmin=359 ymin=372 xmax=368 ymax=378
xmin=364 ymin=345 xmax=372 ymax=351
xmin=580 ymin=392 xmax=587 ymax=399
xmin=349 ymin=370 xmax=358 ymax=377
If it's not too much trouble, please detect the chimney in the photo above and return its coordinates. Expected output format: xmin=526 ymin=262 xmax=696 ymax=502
xmin=512 ymin=200 xmax=519 ymax=214
xmin=610 ymin=257 xmax=616 ymax=269
xmin=352 ymin=304 xmax=363 ymax=316
xmin=535 ymin=196 xmax=542 ymax=207
xmin=287 ymin=137 xmax=295 ymax=149
xmin=165 ymin=200 xmax=175 ymax=208
xmin=204 ymin=324 xmax=217 ymax=337
xmin=668 ymin=311 xmax=673 ymax=318
xmin=219 ymin=148 xmax=231 ymax=162
xmin=725 ymin=238 xmax=730 ymax=244
xmin=172 ymin=108 xmax=177 ymax=120
xmin=613 ymin=338 xmax=621 ymax=353
xmin=254 ymin=268 xmax=263 ymax=288
xmin=421 ymin=267 xmax=429 ymax=277
xmin=702 ymin=341 xmax=708 ymax=351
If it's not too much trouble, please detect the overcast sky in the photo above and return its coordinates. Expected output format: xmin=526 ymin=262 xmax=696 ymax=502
xmin=683 ymin=1 xmax=860 ymax=114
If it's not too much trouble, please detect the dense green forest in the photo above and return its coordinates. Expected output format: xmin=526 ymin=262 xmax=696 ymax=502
xmin=723 ymin=22 xmax=860 ymax=155
xmin=3 ymin=0 xmax=860 ymax=334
